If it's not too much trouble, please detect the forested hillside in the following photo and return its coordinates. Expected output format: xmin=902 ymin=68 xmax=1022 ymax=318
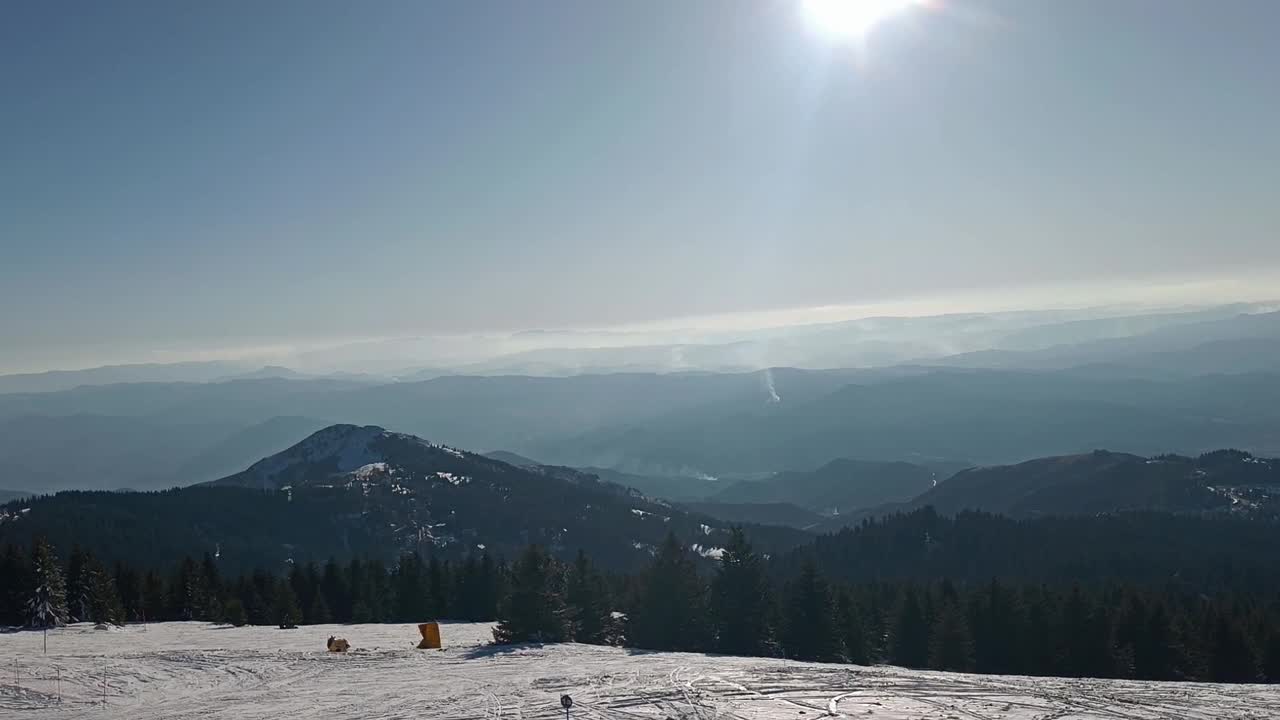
xmin=7 ymin=513 xmax=1280 ymax=684
xmin=0 ymin=426 xmax=807 ymax=572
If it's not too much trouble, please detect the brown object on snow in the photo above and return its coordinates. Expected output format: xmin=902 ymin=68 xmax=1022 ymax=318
xmin=417 ymin=622 xmax=442 ymax=649
xmin=327 ymin=635 xmax=350 ymax=652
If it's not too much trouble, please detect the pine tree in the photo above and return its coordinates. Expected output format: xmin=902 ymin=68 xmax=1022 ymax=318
xmin=889 ymin=587 xmax=929 ymax=668
xmin=224 ymin=597 xmax=248 ymax=626
xmin=971 ymin=579 xmax=1023 ymax=675
xmin=169 ymin=556 xmax=205 ymax=620
xmin=929 ymin=597 xmax=974 ymax=672
xmin=565 ymin=550 xmax=612 ymax=645
xmin=348 ymin=558 xmax=371 ymax=622
xmin=478 ymin=551 xmax=502 ymax=620
xmin=308 ymin=593 xmax=332 ymax=624
xmin=28 ymin=538 xmax=68 ymax=651
xmin=362 ymin=559 xmax=391 ymax=622
xmin=1262 ymin=627 xmax=1280 ymax=683
xmin=1208 ymin=612 xmax=1257 ymax=683
xmin=239 ymin=575 xmax=270 ymax=625
xmin=837 ymin=589 xmax=870 ymax=665
xmin=66 ymin=544 xmax=90 ymax=622
xmin=1134 ymin=601 xmax=1179 ymax=680
xmin=782 ymin=562 xmax=842 ymax=662
xmin=85 ymin=554 xmax=124 ymax=624
xmin=1021 ymin=586 xmax=1057 ymax=676
xmin=273 ymin=579 xmax=302 ymax=627
xmin=114 ymin=562 xmax=142 ymax=622
xmin=1059 ymin=588 xmax=1114 ymax=678
xmin=322 ymin=558 xmax=351 ymax=622
xmin=142 ymin=570 xmax=166 ymax=623
xmin=200 ymin=553 xmax=223 ymax=619
xmin=493 ymin=545 xmax=568 ymax=644
xmin=394 ymin=553 xmax=429 ymax=621
xmin=301 ymin=562 xmax=324 ymax=623
xmin=0 ymin=544 xmax=31 ymax=626
xmin=628 ymin=533 xmax=709 ymax=652
xmin=453 ymin=555 xmax=481 ymax=621
xmin=711 ymin=528 xmax=774 ymax=657
xmin=427 ymin=555 xmax=450 ymax=618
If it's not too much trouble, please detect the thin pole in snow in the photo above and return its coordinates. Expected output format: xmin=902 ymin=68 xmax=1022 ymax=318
xmin=57 ymin=666 xmax=61 ymax=702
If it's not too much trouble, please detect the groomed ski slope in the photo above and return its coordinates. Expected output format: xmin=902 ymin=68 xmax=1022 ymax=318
xmin=2 ymin=622 xmax=1277 ymax=719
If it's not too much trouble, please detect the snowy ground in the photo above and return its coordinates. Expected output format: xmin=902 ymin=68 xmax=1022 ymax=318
xmin=2 ymin=622 xmax=1278 ymax=719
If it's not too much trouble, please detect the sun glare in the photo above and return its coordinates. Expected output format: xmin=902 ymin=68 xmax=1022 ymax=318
xmin=802 ymin=0 xmax=918 ymax=38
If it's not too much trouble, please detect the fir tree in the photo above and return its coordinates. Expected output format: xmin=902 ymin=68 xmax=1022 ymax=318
xmin=0 ymin=544 xmax=31 ymax=626
xmin=66 ymin=544 xmax=90 ymax=622
xmin=394 ymin=553 xmax=429 ymax=621
xmin=363 ymin=559 xmax=391 ymax=622
xmin=308 ymin=593 xmax=332 ymax=624
xmin=493 ymin=545 xmax=568 ymax=644
xmin=141 ymin=570 xmax=166 ymax=623
xmin=224 ymin=597 xmax=248 ymax=626
xmin=200 ymin=552 xmax=223 ymax=619
xmin=1059 ymin=588 xmax=1114 ymax=678
xmin=1134 ymin=601 xmax=1179 ymax=680
xmin=1021 ymin=586 xmax=1057 ymax=676
xmin=711 ymin=527 xmax=774 ymax=657
xmin=28 ymin=538 xmax=68 ymax=651
xmin=837 ymin=590 xmax=870 ymax=665
xmin=427 ymin=555 xmax=450 ymax=618
xmin=782 ymin=562 xmax=842 ymax=662
xmin=85 ymin=554 xmax=124 ymax=624
xmin=565 ymin=549 xmax=613 ymax=645
xmin=321 ymin=557 xmax=350 ymax=622
xmin=273 ymin=580 xmax=302 ymax=627
xmin=114 ymin=562 xmax=142 ymax=622
xmin=628 ymin=533 xmax=709 ymax=652
xmin=478 ymin=551 xmax=502 ymax=621
xmin=1262 ymin=627 xmax=1280 ymax=683
xmin=168 ymin=556 xmax=204 ymax=620
xmin=1208 ymin=612 xmax=1257 ymax=683
xmin=928 ymin=597 xmax=974 ymax=672
xmin=971 ymin=579 xmax=1023 ymax=675
xmin=453 ymin=555 xmax=481 ymax=621
xmin=889 ymin=586 xmax=929 ymax=668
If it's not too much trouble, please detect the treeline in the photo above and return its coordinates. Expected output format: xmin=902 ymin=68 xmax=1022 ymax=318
xmin=780 ymin=508 xmax=1280 ymax=593
xmin=494 ymin=529 xmax=1280 ymax=684
xmin=0 ymin=540 xmax=507 ymax=628
xmin=6 ymin=522 xmax=1280 ymax=684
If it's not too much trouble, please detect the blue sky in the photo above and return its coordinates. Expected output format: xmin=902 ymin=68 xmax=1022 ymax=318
xmin=2 ymin=0 xmax=1278 ymax=371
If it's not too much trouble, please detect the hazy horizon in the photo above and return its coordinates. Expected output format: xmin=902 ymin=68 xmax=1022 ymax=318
xmin=3 ymin=277 xmax=1277 ymax=376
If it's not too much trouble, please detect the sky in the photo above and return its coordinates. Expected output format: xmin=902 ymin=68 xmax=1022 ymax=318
xmin=3 ymin=0 xmax=1279 ymax=373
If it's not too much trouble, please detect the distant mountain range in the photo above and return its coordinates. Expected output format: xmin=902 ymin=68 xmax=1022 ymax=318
xmin=899 ymin=448 xmax=1280 ymax=517
xmin=5 ymin=427 xmax=1278 ymax=579
xmin=0 ymin=489 xmax=30 ymax=504
xmin=797 ymin=449 xmax=1280 ymax=532
xmin=2 ymin=305 xmax=1280 ymax=495
xmin=677 ymin=501 xmax=823 ymax=529
xmin=0 ymin=425 xmax=807 ymax=572
xmin=711 ymin=458 xmax=954 ymax=514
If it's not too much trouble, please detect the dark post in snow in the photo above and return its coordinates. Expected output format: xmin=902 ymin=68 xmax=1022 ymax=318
xmin=561 ymin=694 xmax=573 ymax=720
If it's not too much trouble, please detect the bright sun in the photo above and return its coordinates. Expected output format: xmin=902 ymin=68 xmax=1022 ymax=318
xmin=802 ymin=0 xmax=918 ymax=38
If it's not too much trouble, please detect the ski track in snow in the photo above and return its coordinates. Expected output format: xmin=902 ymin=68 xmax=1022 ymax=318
xmin=2 ymin=623 xmax=1277 ymax=719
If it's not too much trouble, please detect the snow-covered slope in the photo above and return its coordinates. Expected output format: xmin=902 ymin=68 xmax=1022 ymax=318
xmin=2 ymin=622 xmax=1277 ymax=719
xmin=207 ymin=424 xmax=422 ymax=490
